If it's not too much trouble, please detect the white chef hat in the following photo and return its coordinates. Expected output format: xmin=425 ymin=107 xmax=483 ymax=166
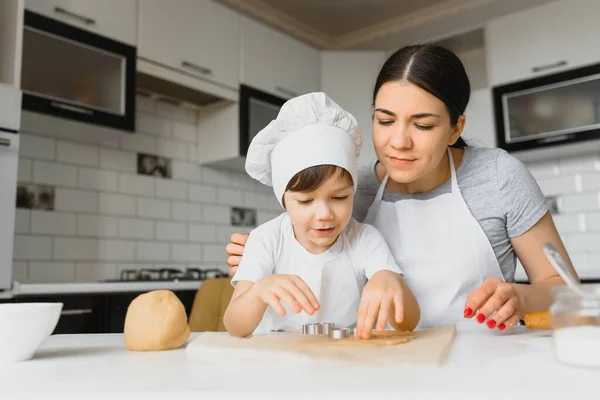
xmin=245 ymin=92 xmax=362 ymax=206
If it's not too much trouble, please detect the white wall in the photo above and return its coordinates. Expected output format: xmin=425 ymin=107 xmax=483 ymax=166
xmin=321 ymin=51 xmax=385 ymax=165
xmin=12 ymin=96 xmax=284 ymax=283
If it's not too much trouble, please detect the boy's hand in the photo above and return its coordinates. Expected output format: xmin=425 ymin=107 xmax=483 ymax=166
xmin=356 ymin=270 xmax=404 ymax=339
xmin=253 ymin=274 xmax=320 ymax=316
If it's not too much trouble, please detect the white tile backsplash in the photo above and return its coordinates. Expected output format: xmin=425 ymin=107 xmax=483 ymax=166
xmin=172 ymin=160 xmax=203 ymax=183
xmin=560 ymin=193 xmax=599 ymax=213
xmin=582 ymin=172 xmax=600 ymax=191
xmin=13 ymin=236 xmax=52 ymax=260
xmin=100 ymin=193 xmax=136 ymax=216
xmin=587 ymin=212 xmax=600 ymax=231
xmin=118 ymin=174 xmax=155 ymax=196
xmin=136 ymin=242 xmax=170 ymax=261
xmin=33 ymin=161 xmax=77 ymax=187
xmin=77 ymin=215 xmax=119 ymax=238
xmin=137 ymin=112 xmax=172 ymax=138
xmin=97 ymin=240 xmax=135 ymax=261
xmin=31 ymin=211 xmax=76 ymax=235
xmin=57 ymin=141 xmax=99 ymax=166
xmin=55 ymin=188 xmax=99 ymax=213
xmin=119 ymin=132 xmax=156 ymax=154
xmin=188 ymin=183 xmax=217 ymax=203
xmin=156 ymin=221 xmax=187 ymax=241
xmin=78 ymin=167 xmax=119 ymax=192
xmin=188 ymin=223 xmax=217 ymax=243
xmin=172 ymin=243 xmax=203 ymax=262
xmin=156 ymin=179 xmax=187 ymax=200
xmin=29 ymin=262 xmax=75 ymax=283
xmin=18 ymin=158 xmax=32 ymax=181
xmin=53 ymin=238 xmax=96 ymax=261
xmin=172 ymin=122 xmax=197 ymax=142
xmin=118 ymin=218 xmax=154 ymax=239
xmin=217 ymin=187 xmax=244 ymax=206
xmin=171 ymin=201 xmax=203 ymax=222
xmin=14 ymin=210 xmax=30 ymax=234
xmin=202 ymin=204 xmax=230 ymax=225
xmin=157 ymin=138 xmax=187 ymax=160
xmin=13 ymin=97 xmax=269 ymax=282
xmin=99 ymin=148 xmax=136 ymax=173
xmin=20 ymin=134 xmax=55 ymax=160
xmin=76 ymin=263 xmax=117 ymax=282
xmin=137 ymin=197 xmax=170 ymax=219
xmin=527 ymin=151 xmax=600 ymax=278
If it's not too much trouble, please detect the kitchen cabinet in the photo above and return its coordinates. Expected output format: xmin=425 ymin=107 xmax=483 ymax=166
xmin=15 ymin=294 xmax=106 ymax=334
xmin=485 ymin=0 xmax=600 ymax=86
xmin=241 ymin=16 xmax=321 ymax=99
xmin=24 ymin=0 xmax=137 ymax=46
xmin=14 ymin=290 xmax=197 ymax=334
xmin=138 ymin=0 xmax=240 ymax=91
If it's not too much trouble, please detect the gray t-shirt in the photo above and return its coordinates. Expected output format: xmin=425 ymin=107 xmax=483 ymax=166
xmin=352 ymin=146 xmax=548 ymax=283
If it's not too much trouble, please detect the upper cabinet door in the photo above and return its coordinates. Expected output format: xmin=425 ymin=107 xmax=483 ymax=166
xmin=24 ymin=0 xmax=137 ymax=45
xmin=241 ymin=16 xmax=320 ymax=99
xmin=485 ymin=0 xmax=600 ymax=86
xmin=138 ymin=0 xmax=240 ymax=90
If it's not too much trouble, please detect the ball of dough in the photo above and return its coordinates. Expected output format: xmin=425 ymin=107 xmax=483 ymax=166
xmin=124 ymin=290 xmax=191 ymax=351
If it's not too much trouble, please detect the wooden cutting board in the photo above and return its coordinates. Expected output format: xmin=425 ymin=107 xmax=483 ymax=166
xmin=186 ymin=324 xmax=457 ymax=367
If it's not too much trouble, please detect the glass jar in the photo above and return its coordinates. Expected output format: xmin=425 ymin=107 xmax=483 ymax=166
xmin=550 ymin=284 xmax=600 ymax=368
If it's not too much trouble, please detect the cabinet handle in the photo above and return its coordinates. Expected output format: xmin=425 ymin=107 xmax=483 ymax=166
xmin=531 ymin=60 xmax=568 ymax=73
xmin=0 ymin=138 xmax=10 ymax=147
xmin=61 ymin=309 xmax=93 ymax=316
xmin=275 ymin=86 xmax=297 ymax=98
xmin=51 ymin=101 xmax=94 ymax=115
xmin=54 ymin=7 xmax=95 ymax=25
xmin=181 ymin=61 xmax=212 ymax=76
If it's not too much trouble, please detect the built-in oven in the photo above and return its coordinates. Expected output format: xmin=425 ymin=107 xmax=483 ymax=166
xmin=21 ymin=10 xmax=136 ymax=132
xmin=492 ymin=61 xmax=600 ymax=156
xmin=239 ymin=84 xmax=287 ymax=156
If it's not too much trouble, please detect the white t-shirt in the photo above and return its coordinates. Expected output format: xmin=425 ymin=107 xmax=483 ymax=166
xmin=231 ymin=213 xmax=402 ymax=334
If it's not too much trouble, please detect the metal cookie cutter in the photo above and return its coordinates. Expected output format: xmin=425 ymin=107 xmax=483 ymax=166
xmin=302 ymin=322 xmax=335 ymax=335
xmin=329 ymin=328 xmax=350 ymax=340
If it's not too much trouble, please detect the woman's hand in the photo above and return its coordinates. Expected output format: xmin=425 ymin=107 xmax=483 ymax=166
xmin=226 ymin=233 xmax=249 ymax=276
xmin=356 ymin=270 xmax=405 ymax=339
xmin=464 ymin=277 xmax=525 ymax=331
xmin=253 ymin=274 xmax=320 ymax=316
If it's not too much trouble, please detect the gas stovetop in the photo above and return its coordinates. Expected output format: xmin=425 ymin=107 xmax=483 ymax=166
xmin=102 ymin=267 xmax=228 ymax=283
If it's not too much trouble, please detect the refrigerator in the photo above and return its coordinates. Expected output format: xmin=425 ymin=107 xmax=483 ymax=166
xmin=0 ymin=83 xmax=21 ymax=292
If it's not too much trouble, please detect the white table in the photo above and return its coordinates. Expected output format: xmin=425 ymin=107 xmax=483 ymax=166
xmin=0 ymin=327 xmax=597 ymax=400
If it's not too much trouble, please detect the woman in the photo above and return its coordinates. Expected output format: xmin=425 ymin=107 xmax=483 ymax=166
xmin=227 ymin=44 xmax=577 ymax=332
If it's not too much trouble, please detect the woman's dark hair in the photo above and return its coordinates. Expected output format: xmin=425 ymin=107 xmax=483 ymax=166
xmin=373 ymin=44 xmax=470 ymax=148
xmin=282 ymin=165 xmax=352 ymax=208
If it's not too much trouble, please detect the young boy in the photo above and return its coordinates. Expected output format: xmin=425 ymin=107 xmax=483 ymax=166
xmin=223 ymin=93 xmax=420 ymax=338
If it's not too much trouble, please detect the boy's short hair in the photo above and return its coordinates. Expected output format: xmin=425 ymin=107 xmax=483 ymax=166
xmin=282 ymin=165 xmax=352 ymax=207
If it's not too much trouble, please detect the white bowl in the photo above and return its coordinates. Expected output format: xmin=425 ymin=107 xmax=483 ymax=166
xmin=0 ymin=302 xmax=62 ymax=363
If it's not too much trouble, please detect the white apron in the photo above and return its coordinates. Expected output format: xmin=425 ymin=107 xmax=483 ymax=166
xmin=256 ymin=229 xmax=363 ymax=333
xmin=364 ymin=148 xmax=504 ymax=329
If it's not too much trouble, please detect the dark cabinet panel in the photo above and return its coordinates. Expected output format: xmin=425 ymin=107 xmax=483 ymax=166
xmin=105 ymin=290 xmax=197 ymax=333
xmin=14 ymin=289 xmax=198 ymax=334
xmin=14 ymin=294 xmax=106 ymax=334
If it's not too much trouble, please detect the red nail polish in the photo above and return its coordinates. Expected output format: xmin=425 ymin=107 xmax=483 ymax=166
xmin=476 ymin=313 xmax=485 ymax=323
xmin=487 ymin=320 xmax=497 ymax=329
xmin=464 ymin=307 xmax=473 ymax=318
xmin=498 ymin=323 xmax=506 ymax=331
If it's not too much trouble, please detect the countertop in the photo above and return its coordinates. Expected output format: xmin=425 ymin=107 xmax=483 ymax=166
xmin=0 ymin=327 xmax=597 ymax=399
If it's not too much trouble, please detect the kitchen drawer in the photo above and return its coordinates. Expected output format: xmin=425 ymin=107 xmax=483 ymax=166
xmin=15 ymin=294 xmax=106 ymax=334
